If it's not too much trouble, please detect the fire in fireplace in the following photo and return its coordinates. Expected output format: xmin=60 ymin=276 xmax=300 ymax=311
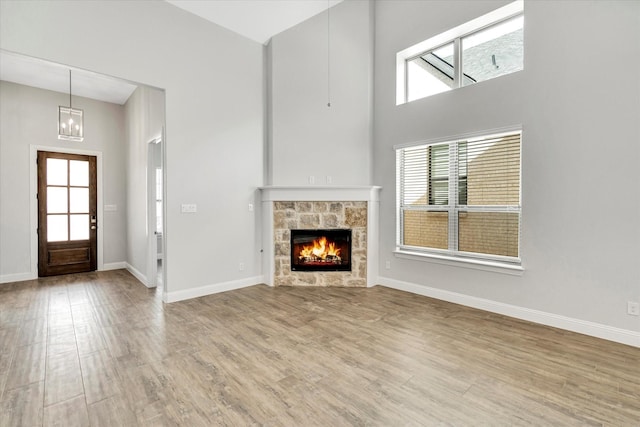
xmin=290 ymin=229 xmax=352 ymax=271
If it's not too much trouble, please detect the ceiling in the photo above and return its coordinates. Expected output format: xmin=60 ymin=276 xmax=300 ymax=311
xmin=0 ymin=51 xmax=139 ymax=105
xmin=166 ymin=0 xmax=343 ymax=45
xmin=0 ymin=1 xmax=340 ymax=104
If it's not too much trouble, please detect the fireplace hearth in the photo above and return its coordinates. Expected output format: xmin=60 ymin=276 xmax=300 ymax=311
xmin=291 ymin=229 xmax=351 ymax=272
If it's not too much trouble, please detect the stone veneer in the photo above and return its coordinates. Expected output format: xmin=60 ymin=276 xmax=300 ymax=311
xmin=273 ymin=201 xmax=367 ymax=287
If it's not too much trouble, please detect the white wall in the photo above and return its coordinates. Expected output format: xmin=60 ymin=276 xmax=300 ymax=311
xmin=3 ymin=0 xmax=637 ymax=345
xmin=124 ymin=86 xmax=165 ymax=284
xmin=268 ymin=0 xmax=373 ymax=186
xmin=0 ymin=81 xmax=126 ymax=280
xmin=374 ymin=0 xmax=640 ymax=343
xmin=0 ymin=0 xmax=264 ymax=298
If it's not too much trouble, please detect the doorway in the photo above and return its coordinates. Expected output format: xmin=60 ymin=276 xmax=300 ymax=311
xmin=5 ymin=52 xmax=166 ymax=286
xmin=37 ymin=151 xmax=97 ymax=276
xmin=147 ymin=137 xmax=164 ymax=288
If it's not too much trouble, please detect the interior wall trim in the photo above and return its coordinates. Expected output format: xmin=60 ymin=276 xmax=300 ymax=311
xmin=164 ymin=275 xmax=265 ymax=303
xmin=126 ymin=262 xmax=149 ymax=288
xmin=0 ymin=272 xmax=36 ymax=284
xmin=102 ymin=262 xmax=127 ymax=271
xmin=378 ymin=277 xmax=640 ymax=348
xmin=0 ymin=262 xmax=126 ymax=284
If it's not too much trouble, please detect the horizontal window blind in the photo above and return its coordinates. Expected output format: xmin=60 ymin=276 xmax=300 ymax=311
xmin=400 ymin=145 xmax=429 ymax=207
xmin=397 ymin=131 xmax=521 ymax=263
xmin=430 ymin=145 xmax=449 ymax=205
xmin=462 ymin=133 xmax=520 ymax=206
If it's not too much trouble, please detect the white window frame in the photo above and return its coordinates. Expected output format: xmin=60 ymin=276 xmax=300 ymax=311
xmin=395 ymin=126 xmax=523 ymax=272
xmin=396 ymin=0 xmax=524 ymax=105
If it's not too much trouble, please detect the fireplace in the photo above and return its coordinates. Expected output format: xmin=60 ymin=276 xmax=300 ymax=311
xmin=260 ymin=187 xmax=380 ymax=287
xmin=291 ymin=229 xmax=352 ymax=272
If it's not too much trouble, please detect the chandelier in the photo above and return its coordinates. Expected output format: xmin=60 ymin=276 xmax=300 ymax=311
xmin=58 ymin=70 xmax=84 ymax=141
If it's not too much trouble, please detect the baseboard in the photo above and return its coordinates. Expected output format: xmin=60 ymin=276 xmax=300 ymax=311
xmin=165 ymin=275 xmax=265 ymax=303
xmin=378 ymin=276 xmax=640 ymax=348
xmin=2 ymin=262 xmax=130 ymax=283
xmin=0 ymin=271 xmax=36 ymax=284
xmin=126 ymin=263 xmax=149 ymax=287
xmin=102 ymin=262 xmax=127 ymax=271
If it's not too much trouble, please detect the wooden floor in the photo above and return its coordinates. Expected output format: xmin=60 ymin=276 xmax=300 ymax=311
xmin=0 ymin=270 xmax=638 ymax=426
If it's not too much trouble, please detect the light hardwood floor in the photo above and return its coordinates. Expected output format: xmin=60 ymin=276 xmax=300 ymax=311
xmin=0 ymin=270 xmax=638 ymax=426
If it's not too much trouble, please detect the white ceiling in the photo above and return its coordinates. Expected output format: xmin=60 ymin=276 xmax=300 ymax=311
xmin=0 ymin=1 xmax=341 ymax=104
xmin=166 ymin=0 xmax=343 ymax=45
xmin=0 ymin=51 xmax=138 ymax=105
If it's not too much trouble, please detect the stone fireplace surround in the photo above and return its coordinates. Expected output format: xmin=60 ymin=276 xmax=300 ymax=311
xmin=260 ymin=186 xmax=381 ymax=287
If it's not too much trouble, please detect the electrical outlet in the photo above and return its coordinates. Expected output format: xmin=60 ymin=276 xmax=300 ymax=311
xmin=628 ymin=301 xmax=640 ymax=316
xmin=309 ymin=175 xmax=315 ymax=184
xmin=326 ymin=175 xmax=332 ymax=184
xmin=385 ymin=260 xmax=391 ymax=270
xmin=239 ymin=262 xmax=245 ymax=271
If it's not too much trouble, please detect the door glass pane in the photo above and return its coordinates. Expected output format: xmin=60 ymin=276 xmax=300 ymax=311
xmin=47 ymin=187 xmax=68 ymax=213
xmin=70 ymin=214 xmax=89 ymax=240
xmin=47 ymin=158 xmax=67 ymax=185
xmin=69 ymin=160 xmax=89 ymax=186
xmin=47 ymin=215 xmax=68 ymax=242
xmin=69 ymin=188 xmax=89 ymax=213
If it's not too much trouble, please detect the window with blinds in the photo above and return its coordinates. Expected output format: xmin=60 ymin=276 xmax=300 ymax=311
xmin=397 ymin=130 xmax=521 ymax=263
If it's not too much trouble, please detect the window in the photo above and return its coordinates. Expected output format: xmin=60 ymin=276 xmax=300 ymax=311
xmin=429 ymin=144 xmax=449 ymax=205
xmin=396 ymin=130 xmax=521 ymax=264
xmin=397 ymin=1 xmax=523 ymax=104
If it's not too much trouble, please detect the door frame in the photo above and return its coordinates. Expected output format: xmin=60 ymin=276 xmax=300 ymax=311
xmin=29 ymin=145 xmax=104 ymax=278
xmin=146 ymin=136 xmax=163 ymax=288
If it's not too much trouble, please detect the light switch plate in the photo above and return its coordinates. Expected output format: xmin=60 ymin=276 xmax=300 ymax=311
xmin=181 ymin=204 xmax=197 ymax=213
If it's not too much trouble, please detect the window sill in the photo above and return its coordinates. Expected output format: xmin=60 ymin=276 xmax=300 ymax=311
xmin=393 ymin=249 xmax=524 ymax=276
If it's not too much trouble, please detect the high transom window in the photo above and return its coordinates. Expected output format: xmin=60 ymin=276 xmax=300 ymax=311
xmin=397 ymin=1 xmax=524 ymax=104
xmin=396 ymin=129 xmax=522 ymax=265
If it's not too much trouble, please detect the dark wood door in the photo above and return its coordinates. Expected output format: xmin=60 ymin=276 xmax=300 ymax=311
xmin=38 ymin=151 xmax=97 ymax=276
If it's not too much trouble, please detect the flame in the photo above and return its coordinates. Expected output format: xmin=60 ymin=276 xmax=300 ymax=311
xmin=299 ymin=236 xmax=341 ymax=260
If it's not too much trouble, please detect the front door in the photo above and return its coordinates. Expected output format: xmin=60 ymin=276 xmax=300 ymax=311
xmin=37 ymin=151 xmax=97 ymax=276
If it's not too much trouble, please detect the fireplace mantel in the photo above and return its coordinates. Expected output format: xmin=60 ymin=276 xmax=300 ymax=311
xmin=259 ymin=186 xmax=381 ymax=287
xmin=260 ymin=186 xmax=381 ymax=202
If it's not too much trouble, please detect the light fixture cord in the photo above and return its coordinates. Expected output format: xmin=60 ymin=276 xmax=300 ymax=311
xmin=327 ymin=0 xmax=331 ymax=108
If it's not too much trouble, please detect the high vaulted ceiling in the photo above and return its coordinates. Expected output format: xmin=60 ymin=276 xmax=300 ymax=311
xmin=0 ymin=1 xmax=341 ymax=104
xmin=166 ymin=0 xmax=343 ymax=45
xmin=0 ymin=51 xmax=138 ymax=105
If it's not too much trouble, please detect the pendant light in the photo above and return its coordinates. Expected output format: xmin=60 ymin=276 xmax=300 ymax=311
xmin=58 ymin=70 xmax=84 ymax=141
